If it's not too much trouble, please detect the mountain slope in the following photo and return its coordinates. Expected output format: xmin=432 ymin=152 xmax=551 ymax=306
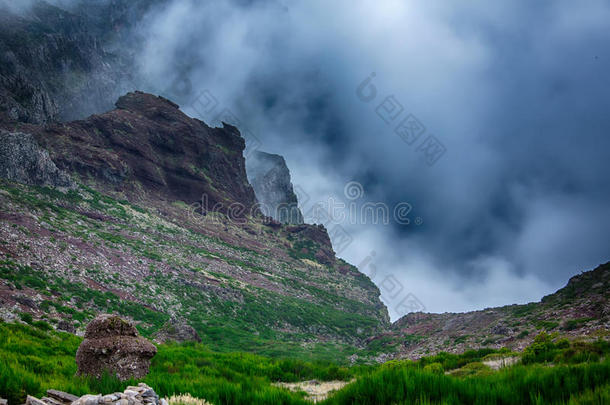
xmin=369 ymin=262 xmax=610 ymax=360
xmin=0 ymin=92 xmax=388 ymax=362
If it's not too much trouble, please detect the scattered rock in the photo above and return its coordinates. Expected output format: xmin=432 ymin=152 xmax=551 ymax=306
xmin=56 ymin=320 xmax=76 ymax=334
xmin=153 ymin=318 xmax=201 ymax=344
xmin=26 ymin=396 xmax=47 ymax=405
xmin=0 ymin=130 xmax=74 ymax=188
xmin=46 ymin=390 xmax=79 ymax=404
xmin=76 ymin=314 xmax=157 ymax=381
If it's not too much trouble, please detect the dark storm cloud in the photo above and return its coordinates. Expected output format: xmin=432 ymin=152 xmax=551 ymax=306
xmin=129 ymin=0 xmax=610 ymax=316
xmin=25 ymin=0 xmax=608 ymax=316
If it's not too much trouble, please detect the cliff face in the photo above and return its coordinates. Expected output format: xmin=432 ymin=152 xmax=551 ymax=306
xmin=0 ymin=1 xmax=391 ymax=361
xmin=0 ymin=1 xmax=133 ymax=123
xmin=8 ymin=92 xmax=257 ymax=212
xmin=247 ymin=151 xmax=304 ymax=225
xmin=0 ymin=130 xmax=73 ymax=188
xmin=0 ymin=91 xmax=389 ymax=360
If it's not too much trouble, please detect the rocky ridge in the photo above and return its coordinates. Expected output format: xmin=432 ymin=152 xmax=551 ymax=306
xmin=246 ymin=151 xmax=304 ymax=225
xmin=0 ymin=91 xmax=388 ymax=360
xmin=369 ymin=262 xmax=610 ymax=360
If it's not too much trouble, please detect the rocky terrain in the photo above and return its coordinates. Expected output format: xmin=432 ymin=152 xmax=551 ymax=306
xmin=0 ymin=91 xmax=388 ymax=362
xmin=0 ymin=1 xmax=136 ymax=124
xmin=369 ymin=262 xmax=610 ymax=360
xmin=246 ymin=151 xmax=304 ymax=225
xmin=0 ymin=0 xmax=607 ymax=367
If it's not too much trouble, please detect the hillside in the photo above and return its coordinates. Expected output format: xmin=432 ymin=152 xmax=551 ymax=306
xmin=369 ymin=262 xmax=610 ymax=360
xmin=0 ymin=92 xmax=388 ymax=362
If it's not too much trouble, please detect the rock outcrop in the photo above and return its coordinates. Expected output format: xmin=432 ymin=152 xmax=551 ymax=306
xmin=247 ymin=151 xmax=304 ymax=224
xmin=5 ymin=92 xmax=258 ymax=213
xmin=0 ymin=2 xmax=134 ymax=124
xmin=76 ymin=314 xmax=157 ymax=381
xmin=153 ymin=318 xmax=202 ymax=344
xmin=0 ymin=130 xmax=73 ymax=188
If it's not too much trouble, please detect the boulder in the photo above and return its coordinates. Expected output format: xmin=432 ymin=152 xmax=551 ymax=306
xmin=76 ymin=314 xmax=157 ymax=381
xmin=153 ymin=318 xmax=201 ymax=344
xmin=0 ymin=130 xmax=74 ymax=188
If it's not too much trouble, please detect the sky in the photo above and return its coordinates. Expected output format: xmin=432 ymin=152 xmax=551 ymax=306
xmin=20 ymin=0 xmax=610 ymax=320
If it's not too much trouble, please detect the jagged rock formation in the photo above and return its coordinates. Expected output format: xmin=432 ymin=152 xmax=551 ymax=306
xmin=0 ymin=91 xmax=388 ymax=358
xmin=247 ymin=151 xmax=304 ymax=224
xmin=370 ymin=262 xmax=610 ymax=360
xmin=76 ymin=314 xmax=157 ymax=380
xmin=154 ymin=318 xmax=202 ymax=344
xmin=0 ymin=130 xmax=73 ymax=188
xmin=8 ymin=92 xmax=257 ymax=212
xmin=0 ymin=1 xmax=134 ymax=124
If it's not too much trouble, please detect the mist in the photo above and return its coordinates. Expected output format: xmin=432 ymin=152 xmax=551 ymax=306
xmin=27 ymin=0 xmax=610 ymax=319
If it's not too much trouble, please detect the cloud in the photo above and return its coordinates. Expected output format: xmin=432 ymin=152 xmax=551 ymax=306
xmin=37 ymin=0 xmax=610 ymax=319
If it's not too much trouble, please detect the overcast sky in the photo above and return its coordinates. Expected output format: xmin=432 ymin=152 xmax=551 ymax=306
xmin=31 ymin=0 xmax=610 ymax=319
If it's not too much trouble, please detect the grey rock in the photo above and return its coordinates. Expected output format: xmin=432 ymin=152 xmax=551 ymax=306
xmin=0 ymin=130 xmax=74 ymax=188
xmin=40 ymin=397 xmax=62 ymax=405
xmin=1 ymin=399 xmax=8 ymax=405
xmin=246 ymin=151 xmax=304 ymax=224
xmin=26 ymin=396 xmax=48 ymax=405
xmin=47 ymin=390 xmax=79 ymax=404
xmin=153 ymin=318 xmax=201 ymax=344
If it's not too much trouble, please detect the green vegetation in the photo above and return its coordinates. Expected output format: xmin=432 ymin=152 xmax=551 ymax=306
xmin=325 ymin=360 xmax=610 ymax=405
xmin=2 ymin=324 xmax=609 ymax=405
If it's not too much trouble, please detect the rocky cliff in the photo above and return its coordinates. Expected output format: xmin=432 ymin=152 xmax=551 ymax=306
xmin=0 ymin=130 xmax=73 ymax=188
xmin=247 ymin=151 xmax=304 ymax=225
xmin=0 ymin=90 xmax=389 ymax=360
xmin=7 ymin=91 xmax=258 ymax=213
xmin=0 ymin=1 xmax=134 ymax=124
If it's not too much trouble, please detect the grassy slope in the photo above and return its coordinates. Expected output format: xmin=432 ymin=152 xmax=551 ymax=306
xmin=0 ymin=180 xmax=386 ymax=363
xmin=1 ymin=322 xmax=609 ymax=405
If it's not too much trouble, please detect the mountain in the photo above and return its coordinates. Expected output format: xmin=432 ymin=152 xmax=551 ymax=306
xmin=246 ymin=151 xmax=304 ymax=225
xmin=0 ymin=0 xmax=607 ymax=366
xmin=0 ymin=1 xmax=136 ymax=124
xmin=0 ymin=91 xmax=388 ymax=361
xmin=369 ymin=262 xmax=610 ymax=360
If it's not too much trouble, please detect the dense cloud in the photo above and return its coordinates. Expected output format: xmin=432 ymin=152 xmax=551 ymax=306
xmin=22 ymin=0 xmax=610 ymax=318
xmin=133 ymin=0 xmax=610 ymax=318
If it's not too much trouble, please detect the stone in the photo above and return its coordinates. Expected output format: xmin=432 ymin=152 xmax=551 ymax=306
xmin=40 ymin=397 xmax=62 ymax=405
xmin=0 ymin=399 xmax=8 ymax=405
xmin=153 ymin=318 xmax=201 ymax=344
xmin=47 ymin=390 xmax=79 ymax=404
xmin=0 ymin=131 xmax=74 ymax=188
xmin=76 ymin=314 xmax=157 ymax=381
xmin=80 ymin=395 xmax=101 ymax=405
xmin=246 ymin=151 xmax=304 ymax=225
xmin=56 ymin=320 xmax=77 ymax=334
xmin=26 ymin=396 xmax=48 ymax=405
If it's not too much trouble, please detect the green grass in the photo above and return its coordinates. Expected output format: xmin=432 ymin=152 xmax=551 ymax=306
xmin=323 ymin=360 xmax=610 ymax=405
xmin=1 ymin=324 xmax=609 ymax=405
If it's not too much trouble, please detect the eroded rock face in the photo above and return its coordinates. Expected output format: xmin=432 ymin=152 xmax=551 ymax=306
xmin=0 ymin=130 xmax=73 ymax=188
xmin=76 ymin=314 xmax=157 ymax=381
xmin=246 ymin=151 xmax=304 ymax=224
xmin=153 ymin=318 xmax=201 ymax=344
xmin=8 ymin=92 xmax=258 ymax=214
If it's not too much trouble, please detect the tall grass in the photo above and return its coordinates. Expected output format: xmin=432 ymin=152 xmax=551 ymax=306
xmin=1 ymin=322 xmax=608 ymax=405
xmin=322 ymin=360 xmax=610 ymax=405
